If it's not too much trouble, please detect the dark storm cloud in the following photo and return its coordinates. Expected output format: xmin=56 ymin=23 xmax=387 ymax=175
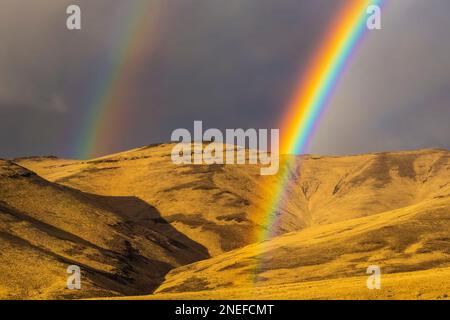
xmin=127 ymin=0 xmax=343 ymax=149
xmin=310 ymin=0 xmax=450 ymax=154
xmin=0 ymin=0 xmax=342 ymax=158
xmin=0 ymin=0 xmax=449 ymax=158
xmin=0 ymin=0 xmax=132 ymax=156
xmin=0 ymin=0 xmax=115 ymax=111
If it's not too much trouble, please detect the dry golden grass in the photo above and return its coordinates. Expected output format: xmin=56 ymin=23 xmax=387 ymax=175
xmin=0 ymin=159 xmax=207 ymax=299
xmin=2 ymin=145 xmax=448 ymax=299
xmin=17 ymin=146 xmax=450 ymax=256
xmin=151 ymin=197 xmax=449 ymax=299
xmin=120 ymin=267 xmax=450 ymax=300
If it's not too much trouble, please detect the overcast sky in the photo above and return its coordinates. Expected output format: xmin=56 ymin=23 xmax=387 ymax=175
xmin=0 ymin=0 xmax=449 ymax=158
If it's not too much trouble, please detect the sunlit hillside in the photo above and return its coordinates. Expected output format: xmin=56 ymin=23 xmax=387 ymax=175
xmin=153 ymin=196 xmax=450 ymax=299
xmin=18 ymin=145 xmax=450 ymax=254
xmin=2 ymin=145 xmax=448 ymax=299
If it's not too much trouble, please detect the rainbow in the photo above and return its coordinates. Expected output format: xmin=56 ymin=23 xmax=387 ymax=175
xmin=255 ymin=0 xmax=385 ymax=247
xmin=75 ymin=0 xmax=164 ymax=159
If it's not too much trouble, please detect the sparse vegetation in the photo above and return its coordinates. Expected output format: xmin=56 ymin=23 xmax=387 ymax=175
xmin=4 ymin=145 xmax=449 ymax=299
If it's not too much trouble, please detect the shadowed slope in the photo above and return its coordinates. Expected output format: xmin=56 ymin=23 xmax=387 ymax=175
xmin=0 ymin=160 xmax=208 ymax=299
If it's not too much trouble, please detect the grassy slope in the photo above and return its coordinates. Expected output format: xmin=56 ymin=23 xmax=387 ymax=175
xmin=0 ymin=160 xmax=208 ymax=299
xmin=17 ymin=146 xmax=450 ymax=256
xmin=121 ymin=267 xmax=450 ymax=300
xmin=16 ymin=145 xmax=308 ymax=256
xmin=11 ymin=146 xmax=450 ymax=299
xmin=148 ymin=197 xmax=449 ymax=299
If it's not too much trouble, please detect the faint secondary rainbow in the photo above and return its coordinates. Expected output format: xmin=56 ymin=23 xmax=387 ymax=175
xmin=75 ymin=0 xmax=163 ymax=159
xmin=255 ymin=0 xmax=385 ymax=247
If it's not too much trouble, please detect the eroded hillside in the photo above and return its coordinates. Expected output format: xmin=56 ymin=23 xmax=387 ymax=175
xmin=5 ymin=146 xmax=449 ymax=299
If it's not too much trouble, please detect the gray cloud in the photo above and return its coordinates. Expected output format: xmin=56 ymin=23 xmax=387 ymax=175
xmin=0 ymin=0 xmax=448 ymax=158
xmin=311 ymin=0 xmax=450 ymax=154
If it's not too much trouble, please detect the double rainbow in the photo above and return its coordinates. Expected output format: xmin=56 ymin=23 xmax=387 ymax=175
xmin=73 ymin=0 xmax=384 ymax=247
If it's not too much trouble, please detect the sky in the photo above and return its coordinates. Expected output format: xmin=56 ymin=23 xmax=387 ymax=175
xmin=0 ymin=0 xmax=449 ymax=158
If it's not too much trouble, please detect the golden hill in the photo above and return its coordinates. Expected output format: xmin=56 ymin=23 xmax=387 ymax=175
xmin=17 ymin=146 xmax=450 ymax=254
xmin=153 ymin=196 xmax=450 ymax=299
xmin=3 ymin=145 xmax=449 ymax=299
xmin=0 ymin=159 xmax=207 ymax=299
xmin=124 ymin=267 xmax=450 ymax=300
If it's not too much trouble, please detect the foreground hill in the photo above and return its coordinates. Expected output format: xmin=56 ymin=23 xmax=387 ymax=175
xmin=152 ymin=195 xmax=450 ymax=299
xmin=0 ymin=160 xmax=207 ymax=299
xmin=124 ymin=267 xmax=450 ymax=300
